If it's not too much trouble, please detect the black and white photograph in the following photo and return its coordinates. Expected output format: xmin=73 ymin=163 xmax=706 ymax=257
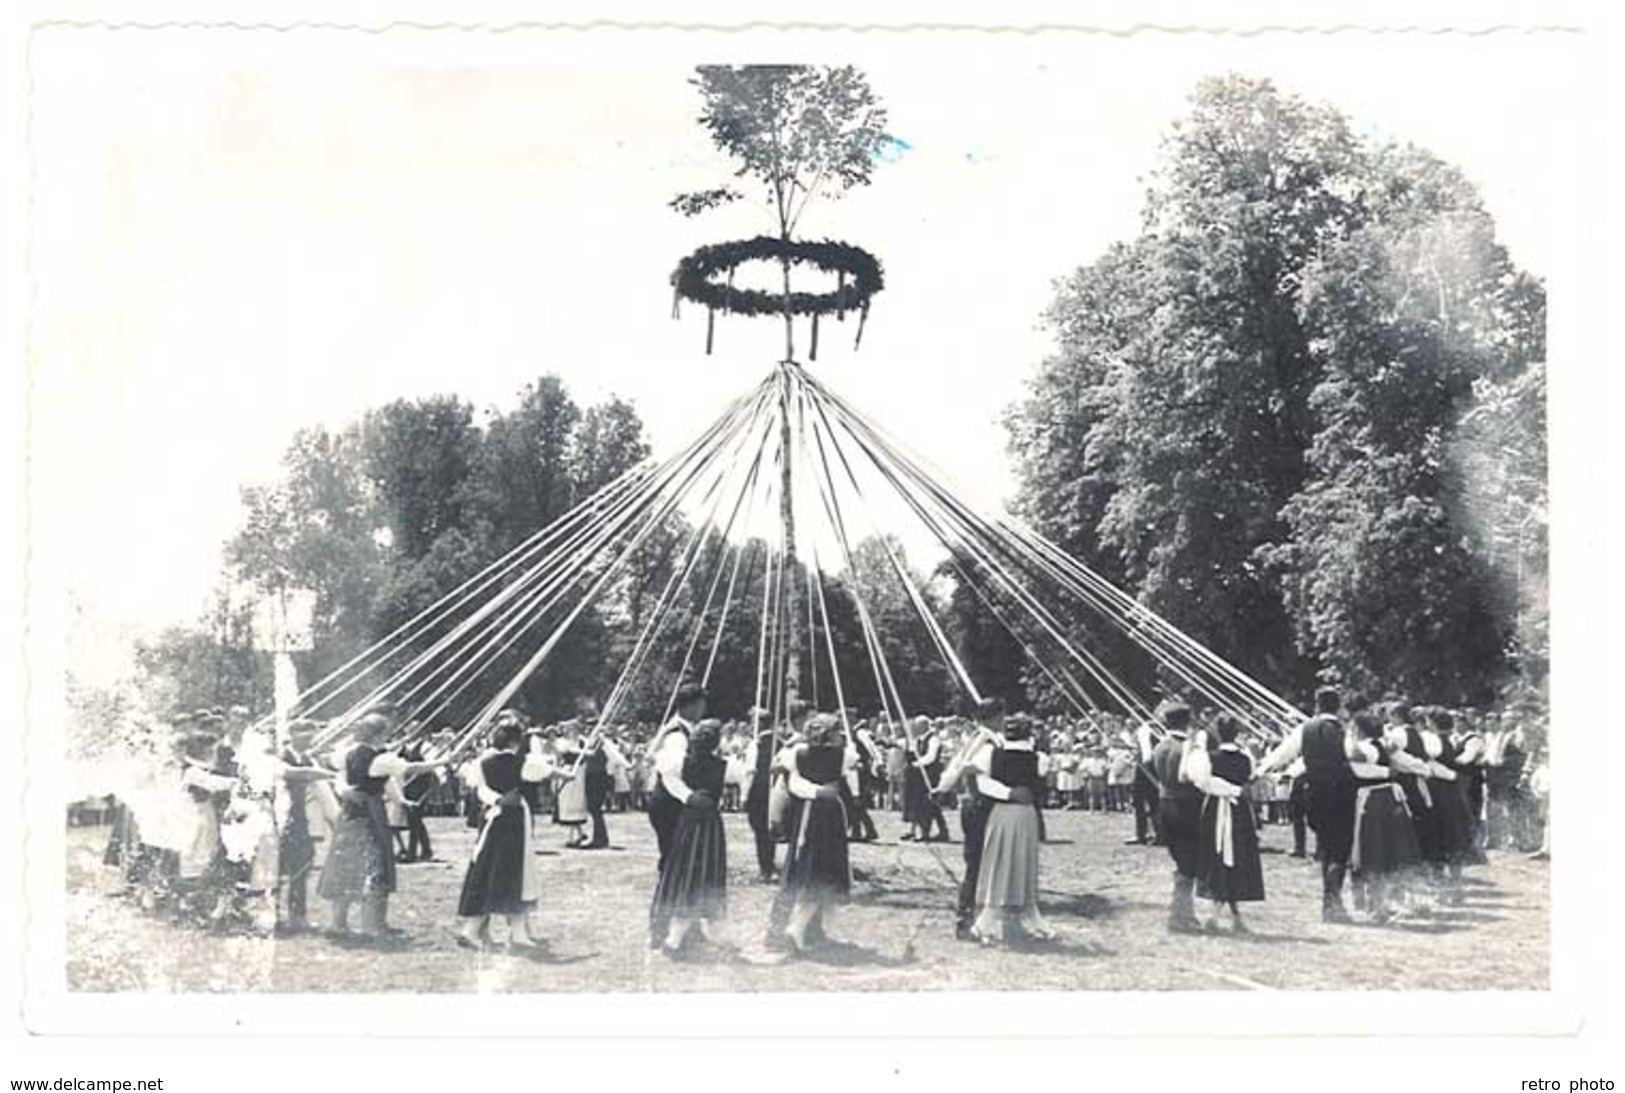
xmin=6 ymin=4 xmax=1619 ymax=1074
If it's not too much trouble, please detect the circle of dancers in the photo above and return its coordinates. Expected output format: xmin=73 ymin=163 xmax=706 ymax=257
xmin=86 ymin=682 xmax=1549 ymax=959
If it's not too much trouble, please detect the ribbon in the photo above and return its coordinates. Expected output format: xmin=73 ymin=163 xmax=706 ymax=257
xmin=1214 ymin=796 xmax=1236 ymax=868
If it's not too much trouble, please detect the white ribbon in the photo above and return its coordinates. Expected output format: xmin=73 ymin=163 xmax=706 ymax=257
xmin=1213 ymin=796 xmax=1236 ymax=868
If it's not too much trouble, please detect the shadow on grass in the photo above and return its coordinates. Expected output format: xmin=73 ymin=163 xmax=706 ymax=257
xmin=1427 ymin=908 xmax=1505 ymax=925
xmin=1038 ymin=890 xmax=1163 ymax=920
xmin=496 ymin=940 xmax=602 ymax=966
xmin=1217 ymin=928 xmax=1331 ymax=946
xmin=790 ymin=938 xmax=920 ymax=969
xmin=1343 ymin=919 xmax=1469 ymax=936
xmin=1004 ymin=935 xmax=1113 ymax=960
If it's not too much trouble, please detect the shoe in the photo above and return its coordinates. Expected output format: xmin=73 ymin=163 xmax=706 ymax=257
xmin=954 ymin=922 xmax=974 ymax=942
xmin=1167 ymin=917 xmax=1203 ymax=935
xmin=1231 ymin=920 xmax=1252 ymax=936
xmin=1123 ymin=837 xmax=1146 ymax=846
xmin=454 ymin=934 xmax=486 ymax=952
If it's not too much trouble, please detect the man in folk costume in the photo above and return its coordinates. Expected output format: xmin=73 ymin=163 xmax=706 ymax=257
xmin=1450 ymin=712 xmax=1490 ymax=863
xmin=1285 ymin=757 xmax=1311 ymax=858
xmin=902 ymin=717 xmax=950 ymax=842
xmin=744 ymin=705 xmax=787 ymax=882
xmin=274 ymin=720 xmax=335 ymax=934
xmin=1128 ymin=716 xmax=1162 ymax=846
xmin=846 ymin=716 xmax=881 ymax=843
xmin=1258 ymin=686 xmax=1362 ymax=923
xmin=398 ymin=727 xmax=441 ymax=864
xmin=583 ymin=731 xmax=626 ymax=849
xmin=932 ymin=697 xmax=1007 ymax=941
xmin=1149 ymin=703 xmax=1204 ymax=933
xmin=648 ymin=682 xmax=707 ymax=879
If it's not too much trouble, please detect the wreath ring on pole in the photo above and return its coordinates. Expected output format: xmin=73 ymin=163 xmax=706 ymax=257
xmin=671 ymin=236 xmax=884 ymax=357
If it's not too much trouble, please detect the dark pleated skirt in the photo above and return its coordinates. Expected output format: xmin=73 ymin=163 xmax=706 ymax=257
xmin=1352 ymin=784 xmax=1421 ymax=876
xmin=649 ymin=806 xmax=727 ymax=939
xmin=1197 ymin=798 xmax=1265 ymax=903
xmin=317 ymin=795 xmax=396 ymax=900
xmin=1429 ymin=779 xmax=1473 ymax=865
xmin=976 ymin=802 xmax=1041 ymax=910
xmin=1397 ymin=777 xmax=1439 ymax=863
xmin=459 ymin=806 xmax=533 ymax=917
xmin=784 ymin=798 xmax=851 ymax=900
xmin=902 ymin=766 xmax=931 ymax=825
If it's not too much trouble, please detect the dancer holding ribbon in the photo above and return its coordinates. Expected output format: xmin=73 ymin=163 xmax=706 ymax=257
xmin=1186 ymin=713 xmax=1264 ymax=934
xmin=457 ymin=719 xmax=570 ymax=952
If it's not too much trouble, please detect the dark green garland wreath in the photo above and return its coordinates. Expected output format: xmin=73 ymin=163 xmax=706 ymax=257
xmin=671 ymin=237 xmax=884 ymax=356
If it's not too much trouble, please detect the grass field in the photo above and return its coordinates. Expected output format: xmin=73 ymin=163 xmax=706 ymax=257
xmin=65 ymin=807 xmax=1548 ymax=992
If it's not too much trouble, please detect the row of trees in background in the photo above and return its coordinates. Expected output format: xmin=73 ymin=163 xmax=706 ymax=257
xmin=129 ymin=374 xmax=973 ymax=726
xmin=1007 ymin=75 xmax=1547 ymax=711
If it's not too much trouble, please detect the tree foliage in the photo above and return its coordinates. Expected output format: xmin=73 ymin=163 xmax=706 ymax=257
xmin=1009 ymin=75 xmax=1547 ymax=708
xmin=674 ymin=65 xmax=890 ymax=235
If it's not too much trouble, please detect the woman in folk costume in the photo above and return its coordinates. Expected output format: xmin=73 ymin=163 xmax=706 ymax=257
xmin=969 ymin=715 xmax=1056 ymax=945
xmin=457 ymin=721 xmax=565 ymax=952
xmin=649 ymin=719 xmax=728 ymax=956
xmin=317 ymin=713 xmax=441 ymax=945
xmin=779 ymin=714 xmax=856 ymax=953
xmin=901 ymin=715 xmax=947 ymax=843
xmin=1185 ymin=714 xmax=1264 ymax=934
xmin=1420 ymin=707 xmax=1473 ymax=904
xmin=1346 ymin=711 xmax=1425 ymax=924
xmin=552 ymin=724 xmax=590 ymax=848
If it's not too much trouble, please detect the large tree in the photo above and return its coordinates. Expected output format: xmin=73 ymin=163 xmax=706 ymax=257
xmin=1010 ymin=75 xmax=1546 ymax=707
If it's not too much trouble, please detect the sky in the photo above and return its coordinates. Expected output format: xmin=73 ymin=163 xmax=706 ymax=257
xmin=25 ymin=27 xmax=1581 ymax=675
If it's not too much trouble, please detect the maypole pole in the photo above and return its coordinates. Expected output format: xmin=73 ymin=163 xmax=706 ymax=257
xmin=669 ymin=65 xmax=889 ymax=721
xmin=777 ymin=362 xmax=803 ymax=703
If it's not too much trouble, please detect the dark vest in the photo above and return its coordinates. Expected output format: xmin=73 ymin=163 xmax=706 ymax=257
xmin=481 ymin=750 xmax=523 ymax=795
xmin=1353 ymin=741 xmax=1392 ymax=787
xmin=1151 ymin=734 xmax=1199 ymax=801
xmin=1402 ymin=725 xmax=1428 ymax=762
xmin=346 ymin=744 xmax=387 ymax=797
xmin=990 ymin=747 xmax=1041 ymax=791
xmin=797 ymin=744 xmax=846 ymax=785
xmin=1302 ymin=716 xmax=1352 ymax=785
xmin=682 ymin=752 xmax=726 ymax=798
xmin=1209 ymin=746 xmax=1252 ymax=788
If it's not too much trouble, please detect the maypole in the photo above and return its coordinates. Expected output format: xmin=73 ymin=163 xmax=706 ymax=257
xmin=777 ymin=362 xmax=803 ymax=702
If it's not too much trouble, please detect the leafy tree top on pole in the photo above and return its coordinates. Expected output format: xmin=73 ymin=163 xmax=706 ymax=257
xmin=669 ymin=65 xmax=892 ymax=360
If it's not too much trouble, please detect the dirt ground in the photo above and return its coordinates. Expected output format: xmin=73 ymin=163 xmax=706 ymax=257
xmin=65 ymin=806 xmax=1549 ymax=992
